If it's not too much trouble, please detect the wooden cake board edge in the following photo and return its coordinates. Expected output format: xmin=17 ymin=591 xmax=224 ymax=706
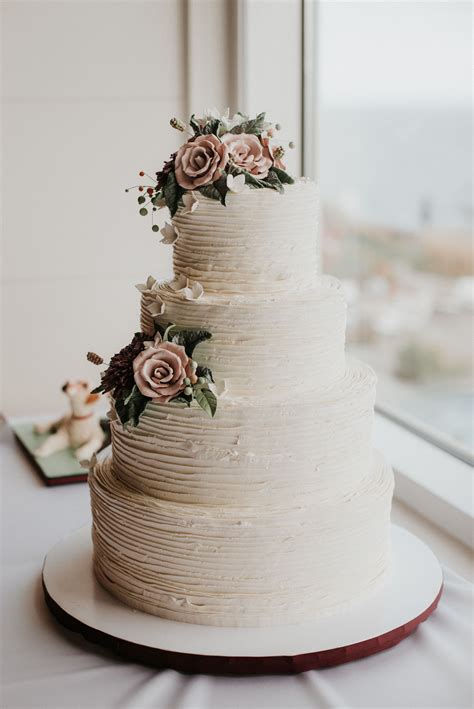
xmin=42 ymin=525 xmax=443 ymax=674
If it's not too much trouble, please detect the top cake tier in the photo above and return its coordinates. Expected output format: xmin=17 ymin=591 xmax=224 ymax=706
xmin=171 ymin=180 xmax=319 ymax=294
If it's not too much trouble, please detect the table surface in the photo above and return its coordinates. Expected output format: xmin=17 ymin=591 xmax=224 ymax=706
xmin=1 ymin=418 xmax=473 ymax=709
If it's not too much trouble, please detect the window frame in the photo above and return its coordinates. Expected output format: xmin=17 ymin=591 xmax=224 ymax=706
xmin=234 ymin=0 xmax=473 ymax=546
xmin=301 ymin=0 xmax=472 ymax=545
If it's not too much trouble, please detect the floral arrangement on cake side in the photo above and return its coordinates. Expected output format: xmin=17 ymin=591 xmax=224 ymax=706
xmin=87 ymin=324 xmax=217 ymax=427
xmin=127 ymin=109 xmax=295 ymax=223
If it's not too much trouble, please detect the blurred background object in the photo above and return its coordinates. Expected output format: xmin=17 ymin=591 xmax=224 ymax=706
xmin=312 ymin=0 xmax=473 ymax=456
xmin=1 ymin=0 xmax=185 ymax=416
xmin=2 ymin=0 xmax=472 ymax=460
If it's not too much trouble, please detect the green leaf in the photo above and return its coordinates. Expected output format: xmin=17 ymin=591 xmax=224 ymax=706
xmin=115 ymin=386 xmax=149 ymax=427
xmin=170 ymin=328 xmax=212 ymax=356
xmin=265 ymin=169 xmax=284 ymax=193
xmin=195 ymin=365 xmax=215 ymax=383
xmin=244 ymin=172 xmax=279 ymax=191
xmin=91 ymin=384 xmax=104 ymax=395
xmin=157 ymin=322 xmax=213 ymax=354
xmin=164 ymin=171 xmax=183 ymax=217
xmin=123 ymin=387 xmax=136 ymax=405
xmin=154 ymin=322 xmax=166 ymax=339
xmin=173 ymin=394 xmax=192 ymax=407
xmin=201 ymin=118 xmax=221 ymax=136
xmin=194 ymin=386 xmax=217 ymax=418
xmin=213 ymin=175 xmax=229 ymax=205
xmin=198 ymin=176 xmax=228 ymax=206
xmin=163 ymin=323 xmax=177 ymax=342
xmin=189 ymin=113 xmax=202 ymax=135
xmin=231 ymin=112 xmax=267 ymax=135
xmin=128 ymin=392 xmax=149 ymax=426
xmin=152 ymin=189 xmax=164 ymax=206
xmin=271 ymin=166 xmax=295 ymax=185
xmin=114 ymin=396 xmax=129 ymax=426
xmin=198 ymin=183 xmax=222 ymax=202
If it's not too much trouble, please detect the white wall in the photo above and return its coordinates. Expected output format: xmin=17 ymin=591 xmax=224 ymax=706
xmin=1 ymin=0 xmax=302 ymax=416
xmin=238 ymin=0 xmax=302 ymax=178
xmin=1 ymin=0 xmax=186 ymax=415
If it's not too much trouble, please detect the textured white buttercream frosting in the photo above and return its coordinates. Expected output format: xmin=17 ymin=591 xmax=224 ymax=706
xmin=90 ymin=452 xmax=393 ymax=627
xmin=140 ymin=275 xmax=347 ymax=398
xmin=172 ymin=180 xmax=319 ymax=293
xmin=111 ymin=360 xmax=376 ymax=506
xmin=89 ymin=178 xmax=394 ymax=627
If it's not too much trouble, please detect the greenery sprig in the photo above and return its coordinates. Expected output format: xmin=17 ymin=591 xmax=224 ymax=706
xmin=126 ymin=110 xmax=295 ymax=224
xmin=88 ymin=323 xmax=217 ymax=427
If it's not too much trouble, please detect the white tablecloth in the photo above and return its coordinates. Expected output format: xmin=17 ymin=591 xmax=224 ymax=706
xmin=1 ymin=419 xmax=472 ymax=709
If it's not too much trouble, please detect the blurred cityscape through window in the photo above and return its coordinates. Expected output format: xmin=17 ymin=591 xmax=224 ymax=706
xmin=315 ymin=1 xmax=473 ymax=453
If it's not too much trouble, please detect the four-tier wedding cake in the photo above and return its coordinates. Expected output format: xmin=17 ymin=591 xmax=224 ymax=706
xmin=88 ymin=110 xmax=394 ymax=627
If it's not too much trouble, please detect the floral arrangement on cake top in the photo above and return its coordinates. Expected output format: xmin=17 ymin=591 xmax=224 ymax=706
xmin=87 ymin=324 xmax=217 ymax=426
xmin=127 ymin=109 xmax=295 ymax=224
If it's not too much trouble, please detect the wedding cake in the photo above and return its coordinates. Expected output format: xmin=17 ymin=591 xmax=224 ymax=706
xmin=88 ymin=110 xmax=394 ymax=627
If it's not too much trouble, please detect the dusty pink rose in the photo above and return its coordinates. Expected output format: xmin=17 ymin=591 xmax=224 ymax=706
xmin=222 ymin=133 xmax=273 ymax=178
xmin=133 ymin=337 xmax=197 ymax=404
xmin=262 ymin=136 xmax=286 ymax=171
xmin=174 ymin=134 xmax=228 ymax=190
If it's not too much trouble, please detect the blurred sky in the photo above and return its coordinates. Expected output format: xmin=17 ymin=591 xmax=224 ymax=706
xmin=319 ymin=0 xmax=472 ymax=106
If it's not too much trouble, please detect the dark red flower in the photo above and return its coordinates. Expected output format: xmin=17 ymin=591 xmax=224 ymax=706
xmin=156 ymin=153 xmax=177 ymax=191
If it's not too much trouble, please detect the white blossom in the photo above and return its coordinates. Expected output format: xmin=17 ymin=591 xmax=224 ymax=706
xmin=146 ymin=298 xmax=166 ymax=317
xmin=226 ymin=173 xmax=247 ymax=194
xmin=209 ymin=379 xmax=228 ymax=398
xmin=160 ymin=222 xmax=178 ymax=245
xmin=169 ymin=275 xmax=204 ymax=301
xmin=181 ymin=192 xmax=199 ymax=215
xmin=202 ymin=107 xmax=221 ymax=121
xmin=136 ymin=276 xmax=166 ymax=320
xmin=80 ymin=453 xmax=97 ymax=470
xmin=196 ymin=108 xmax=245 ymax=134
xmin=219 ymin=108 xmax=245 ymax=132
xmin=135 ymin=275 xmax=157 ymax=293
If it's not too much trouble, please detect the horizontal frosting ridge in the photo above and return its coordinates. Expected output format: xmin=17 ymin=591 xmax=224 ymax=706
xmin=171 ymin=180 xmax=319 ymax=293
xmin=140 ymin=275 xmax=347 ymax=398
xmin=110 ymin=359 xmax=376 ymax=506
xmin=90 ymin=452 xmax=393 ymax=627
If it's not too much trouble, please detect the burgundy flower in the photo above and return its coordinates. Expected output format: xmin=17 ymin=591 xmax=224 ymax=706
xmin=156 ymin=153 xmax=177 ymax=191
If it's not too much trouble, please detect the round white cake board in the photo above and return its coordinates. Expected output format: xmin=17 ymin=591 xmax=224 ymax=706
xmin=42 ymin=525 xmax=443 ymax=673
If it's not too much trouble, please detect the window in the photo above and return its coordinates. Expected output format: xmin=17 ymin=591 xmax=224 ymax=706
xmin=307 ymin=0 xmax=473 ymax=459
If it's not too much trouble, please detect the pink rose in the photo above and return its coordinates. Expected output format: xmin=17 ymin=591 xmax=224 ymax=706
xmin=222 ymin=133 xmax=273 ymax=178
xmin=174 ymin=134 xmax=228 ymax=190
xmin=261 ymin=136 xmax=286 ymax=171
xmin=132 ymin=337 xmax=197 ymax=404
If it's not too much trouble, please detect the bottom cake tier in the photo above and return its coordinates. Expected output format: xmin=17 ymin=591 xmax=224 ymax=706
xmin=89 ymin=452 xmax=394 ymax=627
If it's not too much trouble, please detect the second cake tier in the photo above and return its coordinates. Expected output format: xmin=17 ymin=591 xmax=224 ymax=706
xmin=111 ymin=360 xmax=376 ymax=507
xmin=140 ymin=275 xmax=347 ymax=398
